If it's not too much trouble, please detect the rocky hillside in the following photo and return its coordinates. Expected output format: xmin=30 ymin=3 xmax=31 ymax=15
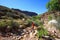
xmin=0 ymin=5 xmax=60 ymax=40
xmin=12 ymin=9 xmax=37 ymax=16
xmin=0 ymin=5 xmax=37 ymax=19
xmin=0 ymin=5 xmax=38 ymax=40
xmin=40 ymin=11 xmax=60 ymax=21
xmin=0 ymin=5 xmax=38 ymax=33
xmin=39 ymin=11 xmax=60 ymax=40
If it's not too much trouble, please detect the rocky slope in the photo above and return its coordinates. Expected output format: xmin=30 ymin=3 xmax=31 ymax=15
xmin=12 ymin=9 xmax=37 ymax=16
xmin=0 ymin=5 xmax=38 ymax=40
xmin=0 ymin=5 xmax=60 ymax=40
xmin=0 ymin=5 xmax=37 ymax=19
xmin=0 ymin=26 xmax=38 ymax=40
xmin=40 ymin=11 xmax=60 ymax=40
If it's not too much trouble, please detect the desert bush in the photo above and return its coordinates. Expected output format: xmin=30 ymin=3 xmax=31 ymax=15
xmin=7 ymin=20 xmax=20 ymax=29
xmin=32 ymin=15 xmax=41 ymax=21
xmin=0 ymin=20 xmax=7 ymax=28
xmin=11 ymin=21 xmax=20 ymax=27
xmin=26 ymin=19 xmax=32 ymax=27
xmin=0 ymin=20 xmax=20 ymax=28
xmin=20 ymin=15 xmax=25 ymax=19
xmin=37 ymin=26 xmax=48 ymax=38
xmin=0 ymin=20 xmax=21 ymax=33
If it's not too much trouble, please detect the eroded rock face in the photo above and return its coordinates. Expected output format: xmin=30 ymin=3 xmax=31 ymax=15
xmin=48 ymin=19 xmax=58 ymax=32
xmin=44 ymin=19 xmax=60 ymax=39
xmin=40 ymin=11 xmax=60 ymax=40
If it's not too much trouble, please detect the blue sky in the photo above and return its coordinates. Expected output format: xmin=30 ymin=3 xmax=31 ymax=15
xmin=0 ymin=0 xmax=49 ymax=14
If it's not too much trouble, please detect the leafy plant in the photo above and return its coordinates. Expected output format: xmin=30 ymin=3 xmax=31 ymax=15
xmin=0 ymin=21 xmax=7 ymax=27
xmin=0 ymin=20 xmax=20 ymax=28
xmin=46 ymin=0 xmax=60 ymax=11
xmin=31 ymin=15 xmax=42 ymax=26
xmin=27 ymin=15 xmax=48 ymax=39
xmin=37 ymin=26 xmax=48 ymax=38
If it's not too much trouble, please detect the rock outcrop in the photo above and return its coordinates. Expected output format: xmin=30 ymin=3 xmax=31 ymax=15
xmin=40 ymin=11 xmax=60 ymax=40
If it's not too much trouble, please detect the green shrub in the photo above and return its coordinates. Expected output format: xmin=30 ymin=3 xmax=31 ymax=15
xmin=0 ymin=21 xmax=7 ymax=27
xmin=46 ymin=0 xmax=60 ymax=11
xmin=0 ymin=20 xmax=20 ymax=28
xmin=32 ymin=15 xmax=41 ymax=21
xmin=11 ymin=21 xmax=20 ymax=27
xmin=7 ymin=20 xmax=20 ymax=29
xmin=37 ymin=26 xmax=48 ymax=38
xmin=26 ymin=19 xmax=32 ymax=26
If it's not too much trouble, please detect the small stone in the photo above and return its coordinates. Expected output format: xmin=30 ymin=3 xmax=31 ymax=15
xmin=12 ymin=36 xmax=16 ymax=39
xmin=10 ymin=36 xmax=13 ymax=38
xmin=22 ymin=18 xmax=25 ymax=21
xmin=21 ymin=33 xmax=25 ymax=35
xmin=19 ymin=25 xmax=23 ymax=28
xmin=26 ymin=32 xmax=29 ymax=34
xmin=7 ymin=26 xmax=10 ymax=28
xmin=11 ymin=33 xmax=13 ymax=35
xmin=24 ymin=35 xmax=27 ymax=37
xmin=18 ymin=36 xmax=21 ymax=39
xmin=43 ymin=36 xmax=49 ymax=38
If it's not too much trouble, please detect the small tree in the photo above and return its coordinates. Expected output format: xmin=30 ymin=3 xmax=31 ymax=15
xmin=46 ymin=0 xmax=60 ymax=11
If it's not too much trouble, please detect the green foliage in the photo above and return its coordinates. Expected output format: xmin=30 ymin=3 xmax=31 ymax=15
xmin=11 ymin=21 xmax=20 ymax=27
xmin=37 ymin=26 xmax=48 ymax=38
xmin=26 ymin=19 xmax=32 ymax=27
xmin=34 ymin=20 xmax=43 ymax=26
xmin=0 ymin=21 xmax=7 ymax=27
xmin=0 ymin=20 xmax=20 ymax=28
xmin=27 ymin=19 xmax=32 ymax=24
xmin=31 ymin=15 xmax=42 ymax=26
xmin=46 ymin=0 xmax=60 ymax=11
xmin=27 ymin=15 xmax=48 ymax=39
xmin=32 ymin=15 xmax=41 ymax=20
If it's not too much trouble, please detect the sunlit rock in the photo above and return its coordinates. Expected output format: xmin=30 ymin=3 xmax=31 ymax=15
xmin=47 ymin=19 xmax=60 ymax=38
